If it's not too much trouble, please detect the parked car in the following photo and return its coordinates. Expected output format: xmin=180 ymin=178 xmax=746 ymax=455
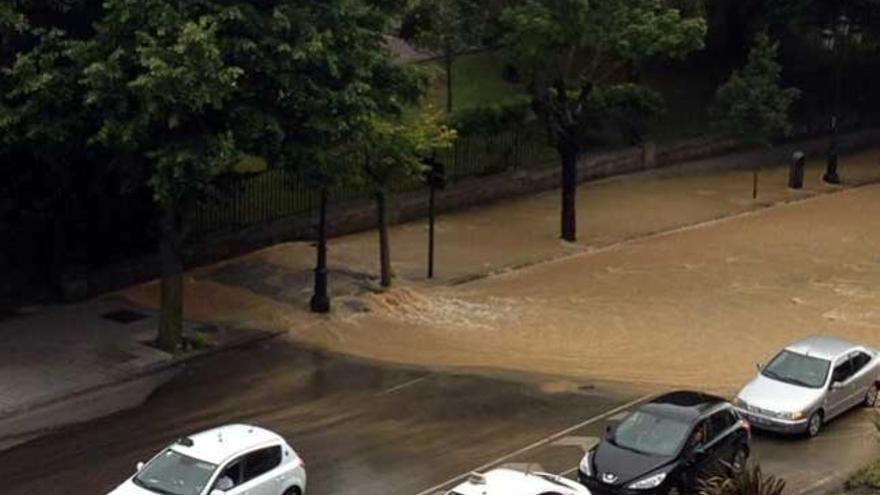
xmin=107 ymin=424 xmax=306 ymax=495
xmin=446 ymin=469 xmax=590 ymax=495
xmin=735 ymin=335 xmax=879 ymax=437
xmin=578 ymin=391 xmax=750 ymax=495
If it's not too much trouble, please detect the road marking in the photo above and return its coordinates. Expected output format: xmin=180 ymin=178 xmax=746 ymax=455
xmin=412 ymin=394 xmax=653 ymax=495
xmin=498 ymin=462 xmax=547 ymax=473
xmin=792 ymin=473 xmax=843 ymax=495
xmin=559 ymin=466 xmax=578 ymax=477
xmin=380 ymin=376 xmax=429 ymax=395
xmin=551 ymin=435 xmax=600 ymax=453
xmin=608 ymin=411 xmax=629 ymax=422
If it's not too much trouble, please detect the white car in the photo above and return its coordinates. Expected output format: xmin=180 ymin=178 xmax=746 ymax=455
xmin=107 ymin=424 xmax=306 ymax=495
xmin=446 ymin=469 xmax=591 ymax=495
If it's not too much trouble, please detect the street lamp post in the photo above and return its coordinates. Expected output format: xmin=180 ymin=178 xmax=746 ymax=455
xmin=822 ymin=15 xmax=860 ymax=184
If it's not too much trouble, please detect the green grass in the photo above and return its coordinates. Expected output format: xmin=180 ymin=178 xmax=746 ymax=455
xmin=419 ymin=51 xmax=527 ymax=114
xmin=847 ymin=459 xmax=880 ymax=491
xmin=417 ymin=50 xmax=722 ymax=144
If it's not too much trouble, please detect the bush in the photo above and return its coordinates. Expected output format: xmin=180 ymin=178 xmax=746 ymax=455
xmin=448 ymin=95 xmax=533 ymax=136
xmin=847 ymin=460 xmax=880 ymax=491
xmin=700 ymin=464 xmax=786 ymax=495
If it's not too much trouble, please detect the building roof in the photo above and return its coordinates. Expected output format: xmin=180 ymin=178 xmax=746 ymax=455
xmin=786 ymin=335 xmax=861 ymax=361
xmin=170 ymin=424 xmax=282 ymax=465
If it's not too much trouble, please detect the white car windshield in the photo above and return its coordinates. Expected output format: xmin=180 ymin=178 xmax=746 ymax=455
xmin=612 ymin=410 xmax=690 ymax=457
xmin=762 ymin=350 xmax=831 ymax=389
xmin=134 ymin=449 xmax=217 ymax=495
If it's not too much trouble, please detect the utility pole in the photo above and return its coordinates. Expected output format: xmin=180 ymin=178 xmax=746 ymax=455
xmin=423 ymin=157 xmax=446 ymax=279
xmin=310 ymin=189 xmax=330 ymax=313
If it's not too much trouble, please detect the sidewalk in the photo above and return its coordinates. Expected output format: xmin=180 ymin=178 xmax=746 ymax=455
xmin=124 ymin=144 xmax=880 ymax=315
xmin=0 ymin=297 xmax=277 ymax=451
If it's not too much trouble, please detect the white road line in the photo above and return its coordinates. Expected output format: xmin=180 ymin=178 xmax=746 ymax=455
xmin=559 ymin=466 xmax=579 ymax=477
xmin=380 ymin=376 xmax=429 ymax=395
xmin=412 ymin=394 xmax=653 ymax=495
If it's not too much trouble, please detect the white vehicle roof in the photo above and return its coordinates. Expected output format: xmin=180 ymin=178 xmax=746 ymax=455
xmin=446 ymin=469 xmax=589 ymax=495
xmin=786 ymin=336 xmax=865 ymax=361
xmin=170 ymin=424 xmax=284 ymax=465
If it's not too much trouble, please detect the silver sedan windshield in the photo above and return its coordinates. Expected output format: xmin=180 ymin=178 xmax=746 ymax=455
xmin=134 ymin=449 xmax=217 ymax=495
xmin=762 ymin=350 xmax=831 ymax=389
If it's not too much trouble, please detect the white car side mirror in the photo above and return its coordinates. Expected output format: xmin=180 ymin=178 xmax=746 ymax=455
xmin=210 ymin=490 xmax=226 ymax=495
xmin=136 ymin=462 xmax=145 ymax=472
xmin=831 ymin=381 xmax=844 ymax=390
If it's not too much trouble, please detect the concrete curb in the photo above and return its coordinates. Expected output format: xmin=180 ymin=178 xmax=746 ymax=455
xmin=0 ymin=327 xmax=286 ymax=451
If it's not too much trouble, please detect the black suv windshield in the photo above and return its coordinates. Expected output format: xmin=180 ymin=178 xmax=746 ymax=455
xmin=762 ymin=350 xmax=831 ymax=389
xmin=134 ymin=449 xmax=217 ymax=495
xmin=612 ymin=410 xmax=691 ymax=457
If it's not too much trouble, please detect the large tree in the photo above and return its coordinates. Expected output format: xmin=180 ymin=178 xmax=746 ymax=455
xmin=78 ymin=0 xmax=248 ymax=351
xmin=501 ymin=0 xmax=705 ymax=241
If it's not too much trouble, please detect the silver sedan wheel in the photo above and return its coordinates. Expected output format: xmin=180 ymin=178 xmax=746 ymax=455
xmin=865 ymin=385 xmax=878 ymax=407
xmin=807 ymin=412 xmax=823 ymax=437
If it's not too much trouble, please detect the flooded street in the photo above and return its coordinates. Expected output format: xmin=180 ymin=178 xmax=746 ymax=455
xmin=292 ymin=184 xmax=880 ymax=393
xmin=0 ymin=341 xmax=875 ymax=495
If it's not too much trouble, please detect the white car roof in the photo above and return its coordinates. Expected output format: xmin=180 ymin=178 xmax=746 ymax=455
xmin=786 ymin=336 xmax=864 ymax=361
xmin=446 ymin=469 xmax=589 ymax=495
xmin=170 ymin=424 xmax=284 ymax=465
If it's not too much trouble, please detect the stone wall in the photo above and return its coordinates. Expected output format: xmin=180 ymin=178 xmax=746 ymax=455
xmin=87 ymin=129 xmax=880 ymax=296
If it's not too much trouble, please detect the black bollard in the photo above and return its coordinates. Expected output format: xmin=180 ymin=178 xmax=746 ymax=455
xmin=789 ymin=151 xmax=805 ymax=189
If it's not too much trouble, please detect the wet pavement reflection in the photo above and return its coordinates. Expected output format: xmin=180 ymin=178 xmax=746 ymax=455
xmin=0 ymin=340 xmax=874 ymax=495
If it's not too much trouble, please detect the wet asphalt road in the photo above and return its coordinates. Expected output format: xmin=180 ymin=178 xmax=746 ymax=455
xmin=1 ymin=340 xmax=876 ymax=495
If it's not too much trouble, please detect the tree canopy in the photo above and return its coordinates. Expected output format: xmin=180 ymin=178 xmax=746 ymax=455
xmin=713 ymin=32 xmax=800 ymax=146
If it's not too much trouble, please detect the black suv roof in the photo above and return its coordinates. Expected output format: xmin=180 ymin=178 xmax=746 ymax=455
xmin=641 ymin=391 xmax=728 ymax=421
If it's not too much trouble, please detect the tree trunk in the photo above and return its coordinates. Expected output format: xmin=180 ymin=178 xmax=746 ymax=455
xmin=157 ymin=203 xmax=183 ymax=352
xmin=560 ymin=141 xmax=578 ymax=242
xmin=310 ymin=190 xmax=330 ymax=313
xmin=444 ymin=52 xmax=454 ymax=114
xmin=376 ymin=191 xmax=392 ymax=288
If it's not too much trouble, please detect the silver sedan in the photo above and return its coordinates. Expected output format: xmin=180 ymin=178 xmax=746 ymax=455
xmin=734 ymin=336 xmax=879 ymax=437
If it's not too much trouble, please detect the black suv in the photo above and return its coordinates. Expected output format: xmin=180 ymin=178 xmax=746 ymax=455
xmin=578 ymin=391 xmax=751 ymax=495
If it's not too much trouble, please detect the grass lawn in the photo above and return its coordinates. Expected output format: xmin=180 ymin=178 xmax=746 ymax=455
xmin=418 ymin=51 xmax=527 ymax=114
xmin=418 ymin=49 xmax=724 ymax=144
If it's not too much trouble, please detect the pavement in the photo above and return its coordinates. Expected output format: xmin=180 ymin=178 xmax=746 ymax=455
xmin=0 ymin=297 xmax=277 ymax=451
xmin=0 ymin=341 xmax=875 ymax=495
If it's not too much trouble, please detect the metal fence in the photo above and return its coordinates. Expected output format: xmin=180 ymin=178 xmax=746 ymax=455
xmin=189 ymin=127 xmax=556 ymax=239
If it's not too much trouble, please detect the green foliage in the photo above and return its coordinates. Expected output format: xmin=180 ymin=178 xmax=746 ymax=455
xmin=700 ymin=464 xmax=787 ymax=495
xmin=78 ymin=0 xmax=247 ymax=208
xmin=847 ymin=458 xmax=880 ymax=491
xmin=589 ymin=84 xmax=666 ymax=144
xmin=500 ymin=0 xmax=706 ymax=148
xmin=404 ymin=0 xmax=484 ymax=55
xmin=713 ymin=32 xmax=800 ymax=146
xmin=357 ymin=110 xmax=456 ymax=192
xmin=268 ymin=0 xmax=426 ymax=189
xmin=448 ymin=95 xmax=533 ymax=135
